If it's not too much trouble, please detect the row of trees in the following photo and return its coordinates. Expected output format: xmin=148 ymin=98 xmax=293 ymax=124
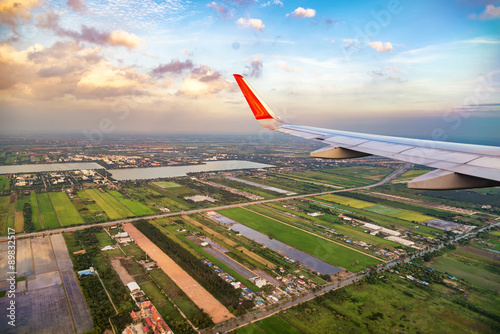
xmin=134 ymin=220 xmax=242 ymax=310
xmin=22 ymin=202 xmax=34 ymax=232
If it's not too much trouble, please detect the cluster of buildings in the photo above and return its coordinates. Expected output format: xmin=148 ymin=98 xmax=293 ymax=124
xmin=125 ymin=300 xmax=172 ymax=334
xmin=112 ymin=231 xmax=134 ymax=245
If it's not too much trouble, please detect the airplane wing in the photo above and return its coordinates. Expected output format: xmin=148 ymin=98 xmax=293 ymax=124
xmin=233 ymin=74 xmax=500 ymax=190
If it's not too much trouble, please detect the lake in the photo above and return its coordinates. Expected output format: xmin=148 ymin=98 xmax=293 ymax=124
xmin=107 ymin=160 xmax=274 ymax=181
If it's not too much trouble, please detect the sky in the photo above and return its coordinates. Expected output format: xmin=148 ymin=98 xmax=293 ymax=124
xmin=0 ymin=0 xmax=499 ymax=144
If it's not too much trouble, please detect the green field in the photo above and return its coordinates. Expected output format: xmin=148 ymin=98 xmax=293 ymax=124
xmin=36 ymin=193 xmax=60 ymax=228
xmin=277 ymin=271 xmax=497 ymax=334
xmin=249 ymin=316 xmax=302 ymax=334
xmin=0 ymin=196 xmax=11 ymax=234
xmin=315 ymin=195 xmax=435 ymax=224
xmin=430 ymin=249 xmax=500 ymax=292
xmin=0 ymin=175 xmax=10 ymax=191
xmin=49 ymin=192 xmax=85 ymax=226
xmin=94 ymin=229 xmax=115 ymax=248
xmin=30 ymin=192 xmax=42 ymax=230
xmin=218 ymin=207 xmax=381 ymax=272
xmin=153 ymin=181 xmax=182 ymax=188
xmin=86 ymin=188 xmax=134 ymax=220
xmin=106 ymin=190 xmax=154 ymax=216
xmin=316 ymin=194 xmax=374 ymax=208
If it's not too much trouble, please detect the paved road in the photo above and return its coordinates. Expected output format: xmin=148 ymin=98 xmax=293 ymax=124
xmin=0 ymin=164 xmax=412 ymax=242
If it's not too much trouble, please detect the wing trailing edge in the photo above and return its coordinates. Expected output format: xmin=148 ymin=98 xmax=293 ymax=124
xmin=233 ymin=74 xmax=500 ymax=190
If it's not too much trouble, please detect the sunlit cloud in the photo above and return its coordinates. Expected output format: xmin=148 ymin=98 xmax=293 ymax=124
xmin=290 ymin=7 xmax=316 ymax=18
xmin=236 ymin=17 xmax=265 ymax=31
xmin=179 ymin=65 xmax=235 ymax=98
xmin=367 ymin=41 xmax=394 ymax=53
xmin=0 ymin=0 xmax=40 ymax=27
xmin=244 ymin=56 xmax=263 ymax=78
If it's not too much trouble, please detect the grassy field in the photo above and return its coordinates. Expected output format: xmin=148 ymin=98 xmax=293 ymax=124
xmin=94 ymin=229 xmax=115 ymax=248
xmin=0 ymin=196 xmax=10 ymax=234
xmin=30 ymin=192 xmax=42 ymax=230
xmin=37 ymin=193 xmax=60 ymax=228
xmin=14 ymin=211 xmax=23 ymax=232
xmin=106 ymin=190 xmax=154 ymax=216
xmin=277 ymin=271 xmax=498 ymax=334
xmin=49 ymin=192 xmax=85 ymax=226
xmin=153 ymin=181 xmax=182 ymax=188
xmin=236 ymin=246 xmax=277 ymax=269
xmin=85 ymin=188 xmax=134 ymax=220
xmin=430 ymin=249 xmax=500 ymax=292
xmin=0 ymin=175 xmax=10 ymax=191
xmin=251 ymin=316 xmax=302 ymax=334
xmin=317 ymin=194 xmax=374 ymax=208
xmin=218 ymin=207 xmax=381 ymax=272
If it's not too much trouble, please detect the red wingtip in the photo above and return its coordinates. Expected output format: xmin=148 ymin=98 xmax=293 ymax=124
xmin=233 ymin=74 xmax=274 ymax=120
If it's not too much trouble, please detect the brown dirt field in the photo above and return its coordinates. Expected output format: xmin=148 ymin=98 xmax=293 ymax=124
xmin=15 ymin=211 xmax=24 ymax=232
xmin=110 ymin=258 xmax=135 ymax=286
xmin=122 ymin=223 xmax=234 ymax=323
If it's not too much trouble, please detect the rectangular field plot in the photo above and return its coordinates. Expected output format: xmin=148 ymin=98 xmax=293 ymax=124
xmin=61 ymin=270 xmax=94 ymax=333
xmin=31 ymin=236 xmax=57 ymax=274
xmin=30 ymin=192 xmax=42 ymax=230
xmin=218 ymin=207 xmax=381 ymax=272
xmin=37 ymin=193 xmax=60 ymax=228
xmin=51 ymin=234 xmax=73 ymax=270
xmin=0 ymin=242 xmax=8 ymax=281
xmin=0 ymin=196 xmax=11 ymax=234
xmin=254 ymin=316 xmax=302 ymax=334
xmin=316 ymin=194 xmax=375 ymax=208
xmin=16 ymin=238 xmax=33 ymax=277
xmin=0 ymin=285 xmax=75 ymax=334
xmin=106 ymin=189 xmax=154 ymax=216
xmin=85 ymin=188 xmax=134 ymax=220
xmin=154 ymin=181 xmax=182 ymax=188
xmin=49 ymin=192 xmax=85 ymax=226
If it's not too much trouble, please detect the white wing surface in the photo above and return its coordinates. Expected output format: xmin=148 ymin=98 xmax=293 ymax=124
xmin=234 ymin=74 xmax=500 ymax=190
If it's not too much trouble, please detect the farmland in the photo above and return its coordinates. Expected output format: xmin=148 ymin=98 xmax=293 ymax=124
xmin=85 ymin=188 xmax=134 ymax=220
xmin=106 ymin=189 xmax=155 ymax=216
xmin=0 ymin=196 xmax=10 ymax=234
xmin=0 ymin=175 xmax=10 ymax=190
xmin=36 ymin=193 xmax=60 ymax=228
xmin=30 ymin=192 xmax=42 ymax=229
xmin=49 ymin=192 xmax=85 ymax=226
xmin=218 ymin=207 xmax=381 ymax=272
xmin=235 ymin=316 xmax=302 ymax=334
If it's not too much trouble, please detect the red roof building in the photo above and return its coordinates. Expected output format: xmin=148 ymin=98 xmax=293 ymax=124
xmin=142 ymin=325 xmax=150 ymax=333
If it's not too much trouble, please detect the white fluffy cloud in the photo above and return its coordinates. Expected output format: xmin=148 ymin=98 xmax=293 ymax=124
xmin=291 ymin=7 xmax=316 ymax=18
xmin=367 ymin=41 xmax=394 ymax=53
xmin=236 ymin=17 xmax=265 ymax=31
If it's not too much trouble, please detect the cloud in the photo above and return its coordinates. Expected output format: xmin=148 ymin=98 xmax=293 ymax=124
xmin=245 ymin=56 xmax=262 ymax=78
xmin=261 ymin=0 xmax=283 ymax=7
xmin=279 ymin=63 xmax=301 ymax=73
xmin=367 ymin=41 xmax=394 ymax=52
xmin=385 ymin=66 xmax=401 ymax=73
xmin=291 ymin=7 xmax=316 ymax=18
xmin=207 ymin=2 xmax=229 ymax=17
xmin=179 ymin=65 xmax=234 ymax=98
xmin=236 ymin=17 xmax=265 ymax=31
xmin=0 ymin=41 xmax=157 ymax=101
xmin=0 ymin=0 xmax=40 ymax=28
xmin=36 ymin=12 xmax=142 ymax=49
xmin=67 ymin=0 xmax=87 ymax=13
xmin=469 ymin=5 xmax=500 ymax=20
xmin=151 ymin=59 xmax=194 ymax=77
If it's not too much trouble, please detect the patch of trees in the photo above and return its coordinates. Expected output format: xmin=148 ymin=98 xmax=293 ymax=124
xmin=79 ymin=275 xmax=114 ymax=333
xmin=76 ymin=228 xmax=135 ymax=310
xmin=176 ymin=178 xmax=247 ymax=204
xmin=23 ymin=202 xmax=34 ymax=233
xmin=133 ymin=220 xmax=241 ymax=310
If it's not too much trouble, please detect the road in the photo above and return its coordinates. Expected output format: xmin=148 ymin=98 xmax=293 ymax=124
xmin=0 ymin=163 xmax=412 ymax=242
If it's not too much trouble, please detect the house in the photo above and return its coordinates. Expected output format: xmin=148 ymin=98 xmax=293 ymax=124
xmin=130 ymin=311 xmax=138 ymax=322
xmin=127 ymin=282 xmax=140 ymax=293
xmin=101 ymin=245 xmax=115 ymax=251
